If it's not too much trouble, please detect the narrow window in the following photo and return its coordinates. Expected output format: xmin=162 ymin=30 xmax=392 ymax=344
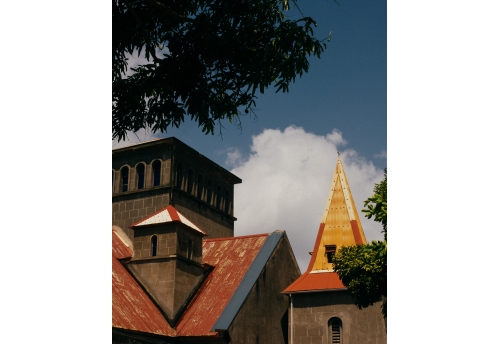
xmin=176 ymin=164 xmax=183 ymax=189
xmin=112 ymin=170 xmax=115 ymax=193
xmin=136 ymin=163 xmax=145 ymax=189
xmin=197 ymin=175 xmax=203 ymax=199
xmin=206 ymin=180 xmax=212 ymax=205
xmin=329 ymin=318 xmax=342 ymax=344
xmin=187 ymin=169 xmax=193 ymax=194
xmin=216 ymin=185 xmax=222 ymax=209
xmin=325 ymin=245 xmax=337 ymax=263
xmin=187 ymin=239 xmax=193 ymax=260
xmin=152 ymin=160 xmax=161 ymax=187
xmin=224 ymin=190 xmax=230 ymax=213
xmin=121 ymin=167 xmax=129 ymax=192
xmin=151 ymin=235 xmax=158 ymax=257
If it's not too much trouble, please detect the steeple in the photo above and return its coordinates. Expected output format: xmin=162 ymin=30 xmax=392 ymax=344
xmin=309 ymin=154 xmax=367 ymax=271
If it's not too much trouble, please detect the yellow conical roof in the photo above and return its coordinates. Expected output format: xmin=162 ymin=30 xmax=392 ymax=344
xmin=310 ymin=155 xmax=367 ymax=271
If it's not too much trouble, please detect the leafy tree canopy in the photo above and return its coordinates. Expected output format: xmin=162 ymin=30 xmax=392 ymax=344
xmin=113 ymin=0 xmax=328 ymax=141
xmin=332 ymin=169 xmax=387 ymax=317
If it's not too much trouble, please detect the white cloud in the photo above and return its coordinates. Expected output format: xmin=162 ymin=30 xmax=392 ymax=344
xmin=374 ymin=150 xmax=387 ymax=159
xmin=230 ymin=126 xmax=385 ymax=273
xmin=225 ymin=147 xmax=244 ymax=168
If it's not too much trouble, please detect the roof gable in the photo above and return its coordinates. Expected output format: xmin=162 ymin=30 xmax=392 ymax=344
xmin=131 ymin=205 xmax=207 ymax=236
xmin=175 ymin=233 xmax=273 ymax=337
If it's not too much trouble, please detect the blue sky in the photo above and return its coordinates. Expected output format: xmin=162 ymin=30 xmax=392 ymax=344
xmin=115 ymin=0 xmax=387 ymax=172
xmin=113 ymin=0 xmax=388 ymax=271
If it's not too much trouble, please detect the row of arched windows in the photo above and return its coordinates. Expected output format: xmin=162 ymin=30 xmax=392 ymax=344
xmin=176 ymin=163 xmax=232 ymax=214
xmin=113 ymin=160 xmax=162 ymax=193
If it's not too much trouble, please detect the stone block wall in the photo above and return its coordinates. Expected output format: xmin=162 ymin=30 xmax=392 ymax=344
xmin=112 ymin=193 xmax=170 ymax=240
xmin=228 ymin=234 xmax=301 ymax=344
xmin=112 ymin=138 xmax=241 ymax=240
xmin=290 ymin=291 xmax=386 ymax=344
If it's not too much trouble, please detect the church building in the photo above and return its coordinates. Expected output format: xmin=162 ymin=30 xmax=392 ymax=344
xmin=112 ymin=138 xmax=300 ymax=343
xmin=112 ymin=138 xmax=386 ymax=344
xmin=283 ymin=155 xmax=386 ymax=344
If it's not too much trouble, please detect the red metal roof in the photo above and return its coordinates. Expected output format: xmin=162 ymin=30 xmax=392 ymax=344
xmin=283 ymin=223 xmax=346 ymax=293
xmin=283 ymin=270 xmax=345 ymax=293
xmin=112 ymin=256 xmax=177 ymax=336
xmin=112 ymin=229 xmax=176 ymax=336
xmin=175 ymin=234 xmax=269 ymax=337
xmin=112 ymin=228 xmax=270 ymax=338
xmin=112 ymin=229 xmax=133 ymax=260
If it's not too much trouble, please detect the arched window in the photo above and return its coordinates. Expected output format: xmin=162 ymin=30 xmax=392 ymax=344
xmin=216 ymin=185 xmax=222 ymax=209
xmin=328 ymin=318 xmax=342 ymax=344
xmin=136 ymin=163 xmax=145 ymax=190
xmin=152 ymin=160 xmax=161 ymax=187
xmin=176 ymin=164 xmax=184 ymax=189
xmin=187 ymin=239 xmax=193 ymax=260
xmin=187 ymin=169 xmax=193 ymax=194
xmin=151 ymin=235 xmax=158 ymax=257
xmin=224 ymin=190 xmax=230 ymax=213
xmin=206 ymin=180 xmax=212 ymax=205
xmin=121 ymin=166 xmax=129 ymax=192
xmin=197 ymin=174 xmax=203 ymax=199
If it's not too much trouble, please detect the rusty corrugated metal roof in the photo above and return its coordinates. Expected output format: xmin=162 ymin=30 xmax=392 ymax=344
xmin=131 ymin=205 xmax=207 ymax=236
xmin=112 ymin=229 xmax=176 ymax=336
xmin=112 ymin=228 xmax=274 ymax=339
xmin=112 ymin=256 xmax=177 ymax=336
xmin=175 ymin=234 xmax=269 ymax=337
xmin=112 ymin=229 xmax=133 ymax=260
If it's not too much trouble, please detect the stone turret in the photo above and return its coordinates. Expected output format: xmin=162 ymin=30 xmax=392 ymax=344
xmin=127 ymin=205 xmax=207 ymax=323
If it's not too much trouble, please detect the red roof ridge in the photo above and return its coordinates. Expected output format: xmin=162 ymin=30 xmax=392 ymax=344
xmin=305 ymin=222 xmax=325 ymax=272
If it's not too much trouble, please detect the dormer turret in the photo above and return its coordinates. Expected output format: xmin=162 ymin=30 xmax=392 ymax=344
xmin=127 ymin=205 xmax=207 ymax=323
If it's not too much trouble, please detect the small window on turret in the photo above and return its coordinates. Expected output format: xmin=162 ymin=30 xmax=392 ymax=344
xmin=187 ymin=239 xmax=193 ymax=260
xmin=151 ymin=235 xmax=158 ymax=257
xmin=325 ymin=245 xmax=336 ymax=263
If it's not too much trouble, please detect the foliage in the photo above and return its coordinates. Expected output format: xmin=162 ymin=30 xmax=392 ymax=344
xmin=363 ymin=168 xmax=387 ymax=240
xmin=113 ymin=0 xmax=328 ymax=141
xmin=332 ymin=170 xmax=387 ymax=317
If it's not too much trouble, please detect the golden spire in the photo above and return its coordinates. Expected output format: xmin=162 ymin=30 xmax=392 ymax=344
xmin=310 ymin=155 xmax=367 ymax=271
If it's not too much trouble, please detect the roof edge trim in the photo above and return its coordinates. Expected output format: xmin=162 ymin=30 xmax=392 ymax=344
xmin=211 ymin=231 xmax=283 ymax=331
xmin=283 ymin=288 xmax=348 ymax=294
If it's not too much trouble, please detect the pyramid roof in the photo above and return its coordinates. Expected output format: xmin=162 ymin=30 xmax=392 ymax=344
xmin=284 ymin=155 xmax=366 ymax=293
